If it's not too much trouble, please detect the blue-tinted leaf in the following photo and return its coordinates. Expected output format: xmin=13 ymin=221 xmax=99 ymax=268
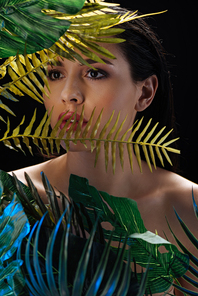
xmin=0 ymin=259 xmax=23 ymax=296
xmin=0 ymin=195 xmax=30 ymax=261
xmin=7 ymin=265 xmax=26 ymax=296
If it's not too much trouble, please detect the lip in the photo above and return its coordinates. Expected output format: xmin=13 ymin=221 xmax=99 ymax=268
xmin=58 ymin=111 xmax=88 ymax=130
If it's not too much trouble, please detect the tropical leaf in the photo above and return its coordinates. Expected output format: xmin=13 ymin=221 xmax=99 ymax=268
xmin=68 ymin=174 xmax=189 ymax=294
xmin=0 ymin=107 xmax=180 ymax=174
xmin=0 ymin=0 xmax=85 ymax=58
xmin=167 ymin=191 xmax=198 ymax=295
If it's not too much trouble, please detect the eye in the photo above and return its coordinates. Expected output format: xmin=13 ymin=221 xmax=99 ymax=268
xmin=47 ymin=70 xmax=64 ymax=81
xmin=86 ymin=69 xmax=106 ymax=80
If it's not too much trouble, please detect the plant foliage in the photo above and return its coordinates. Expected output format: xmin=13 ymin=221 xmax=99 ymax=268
xmin=167 ymin=190 xmax=198 ymax=295
xmin=1 ymin=171 xmax=188 ymax=294
xmin=0 ymin=107 xmax=180 ymax=173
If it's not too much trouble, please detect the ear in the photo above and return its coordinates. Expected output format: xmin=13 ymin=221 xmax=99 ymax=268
xmin=135 ymin=75 xmax=158 ymax=111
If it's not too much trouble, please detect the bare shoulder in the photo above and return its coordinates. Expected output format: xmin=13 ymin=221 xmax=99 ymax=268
xmin=156 ymin=168 xmax=198 ymax=240
xmin=154 ymin=168 xmax=198 ymax=215
xmin=9 ymin=161 xmax=47 ymax=186
xmin=159 ymin=169 xmax=198 ymax=208
xmin=156 ymin=170 xmax=198 ymax=293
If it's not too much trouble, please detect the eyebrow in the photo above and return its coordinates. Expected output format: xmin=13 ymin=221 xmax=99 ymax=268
xmin=80 ymin=58 xmax=114 ymax=66
xmin=47 ymin=58 xmax=113 ymax=67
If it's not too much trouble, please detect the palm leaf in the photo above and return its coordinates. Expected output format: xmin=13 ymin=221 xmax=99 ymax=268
xmin=17 ymin=206 xmax=140 ymax=296
xmin=0 ymin=107 xmax=180 ymax=174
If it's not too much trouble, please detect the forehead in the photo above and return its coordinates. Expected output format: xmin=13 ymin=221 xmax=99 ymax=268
xmin=50 ymin=43 xmax=127 ymax=67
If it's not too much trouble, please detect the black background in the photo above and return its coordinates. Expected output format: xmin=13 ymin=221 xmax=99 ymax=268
xmin=0 ymin=0 xmax=198 ymax=182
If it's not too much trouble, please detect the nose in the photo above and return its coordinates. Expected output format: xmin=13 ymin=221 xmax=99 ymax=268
xmin=60 ymin=77 xmax=84 ymax=105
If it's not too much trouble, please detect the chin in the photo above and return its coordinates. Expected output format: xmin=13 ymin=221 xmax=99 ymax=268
xmin=60 ymin=139 xmax=92 ymax=153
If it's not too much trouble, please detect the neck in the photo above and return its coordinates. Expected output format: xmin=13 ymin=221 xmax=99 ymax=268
xmin=54 ymin=145 xmax=149 ymax=199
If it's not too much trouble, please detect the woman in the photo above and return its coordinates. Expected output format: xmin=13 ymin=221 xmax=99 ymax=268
xmin=9 ymin=7 xmax=198 ymax=295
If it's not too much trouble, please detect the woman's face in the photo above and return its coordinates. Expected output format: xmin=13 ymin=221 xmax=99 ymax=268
xmin=44 ymin=43 xmax=144 ymax=151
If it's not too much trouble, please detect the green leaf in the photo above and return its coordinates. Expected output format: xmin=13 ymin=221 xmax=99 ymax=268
xmin=0 ymin=0 xmax=85 ymax=57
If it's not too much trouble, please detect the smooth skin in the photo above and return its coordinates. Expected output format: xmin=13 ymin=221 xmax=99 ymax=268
xmin=10 ymin=43 xmax=198 ymax=295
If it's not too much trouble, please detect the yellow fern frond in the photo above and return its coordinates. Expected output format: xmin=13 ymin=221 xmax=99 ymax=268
xmin=0 ymin=108 xmax=180 ymax=174
xmin=43 ymin=2 xmax=166 ymax=68
xmin=0 ymin=51 xmax=58 ymax=104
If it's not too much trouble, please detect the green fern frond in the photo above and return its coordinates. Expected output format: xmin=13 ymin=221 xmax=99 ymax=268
xmin=0 ymin=107 xmax=180 ymax=174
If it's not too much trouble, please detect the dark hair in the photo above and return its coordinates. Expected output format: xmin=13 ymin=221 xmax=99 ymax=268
xmin=113 ymin=7 xmax=178 ymax=171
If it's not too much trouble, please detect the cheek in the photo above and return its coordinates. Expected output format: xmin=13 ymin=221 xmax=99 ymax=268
xmin=101 ymin=85 xmax=137 ymax=113
xmin=43 ymin=96 xmax=58 ymax=130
